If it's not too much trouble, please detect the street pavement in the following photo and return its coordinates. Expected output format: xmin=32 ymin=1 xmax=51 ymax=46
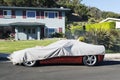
xmin=1 ymin=60 xmax=120 ymax=80
xmin=0 ymin=53 xmax=120 ymax=61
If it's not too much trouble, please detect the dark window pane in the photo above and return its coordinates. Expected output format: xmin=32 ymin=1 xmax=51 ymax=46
xmin=27 ymin=11 xmax=35 ymax=18
xmin=45 ymin=12 xmax=48 ymax=17
xmin=49 ymin=28 xmax=55 ymax=34
xmin=4 ymin=11 xmax=7 ymax=15
xmin=55 ymin=12 xmax=58 ymax=18
xmin=49 ymin=12 xmax=54 ymax=18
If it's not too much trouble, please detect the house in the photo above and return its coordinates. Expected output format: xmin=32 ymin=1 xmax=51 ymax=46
xmin=0 ymin=6 xmax=70 ymax=40
xmin=100 ymin=18 xmax=120 ymax=29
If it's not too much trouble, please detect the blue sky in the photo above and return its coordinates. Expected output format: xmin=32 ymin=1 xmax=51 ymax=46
xmin=81 ymin=0 xmax=120 ymax=13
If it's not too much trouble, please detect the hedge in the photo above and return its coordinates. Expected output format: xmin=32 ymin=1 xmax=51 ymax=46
xmin=70 ymin=25 xmax=83 ymax=33
xmin=86 ymin=22 xmax=116 ymax=31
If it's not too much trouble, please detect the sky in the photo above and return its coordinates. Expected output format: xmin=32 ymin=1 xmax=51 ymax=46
xmin=81 ymin=0 xmax=120 ymax=13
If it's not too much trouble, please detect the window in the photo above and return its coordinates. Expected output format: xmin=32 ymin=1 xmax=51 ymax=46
xmin=27 ymin=11 xmax=36 ymax=18
xmin=49 ymin=12 xmax=54 ymax=18
xmin=48 ymin=28 xmax=55 ymax=34
xmin=3 ymin=10 xmax=11 ymax=18
xmin=45 ymin=11 xmax=58 ymax=18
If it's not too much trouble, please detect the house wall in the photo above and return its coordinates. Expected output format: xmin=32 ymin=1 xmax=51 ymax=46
xmin=0 ymin=9 xmax=65 ymax=35
xmin=116 ymin=22 xmax=120 ymax=29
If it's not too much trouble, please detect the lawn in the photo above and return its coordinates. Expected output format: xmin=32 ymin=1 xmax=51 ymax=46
xmin=0 ymin=39 xmax=59 ymax=53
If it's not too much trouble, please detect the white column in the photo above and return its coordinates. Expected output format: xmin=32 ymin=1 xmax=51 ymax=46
xmin=37 ymin=26 xmax=40 ymax=40
xmin=15 ymin=27 xmax=18 ymax=40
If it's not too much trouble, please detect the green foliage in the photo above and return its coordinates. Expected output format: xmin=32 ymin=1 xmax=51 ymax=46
xmin=1 ymin=0 xmax=58 ymax=7
xmin=78 ymin=36 xmax=85 ymax=42
xmin=57 ymin=0 xmax=88 ymax=21
xmin=86 ymin=22 xmax=116 ymax=31
xmin=85 ymin=29 xmax=120 ymax=49
xmin=88 ymin=18 xmax=97 ymax=24
xmin=87 ymin=7 xmax=102 ymax=20
xmin=51 ymin=32 xmax=64 ymax=38
xmin=70 ymin=25 xmax=83 ymax=34
xmin=102 ymin=11 xmax=120 ymax=19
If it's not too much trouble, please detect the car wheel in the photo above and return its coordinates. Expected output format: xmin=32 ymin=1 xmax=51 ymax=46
xmin=23 ymin=60 xmax=36 ymax=67
xmin=83 ymin=55 xmax=97 ymax=66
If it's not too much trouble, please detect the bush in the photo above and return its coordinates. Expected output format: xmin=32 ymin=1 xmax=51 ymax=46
xmin=85 ymin=29 xmax=120 ymax=50
xmin=110 ymin=44 xmax=120 ymax=52
xmin=51 ymin=32 xmax=64 ymax=38
xmin=86 ymin=22 xmax=116 ymax=31
xmin=78 ymin=36 xmax=85 ymax=42
xmin=70 ymin=25 xmax=83 ymax=34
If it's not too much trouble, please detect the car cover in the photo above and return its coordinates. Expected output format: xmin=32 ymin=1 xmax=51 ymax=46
xmin=8 ymin=40 xmax=105 ymax=64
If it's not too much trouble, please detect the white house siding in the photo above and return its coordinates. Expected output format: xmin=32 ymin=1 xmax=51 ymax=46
xmin=116 ymin=22 xmax=120 ymax=29
xmin=0 ymin=10 xmax=65 ymax=33
xmin=0 ymin=7 xmax=69 ymax=40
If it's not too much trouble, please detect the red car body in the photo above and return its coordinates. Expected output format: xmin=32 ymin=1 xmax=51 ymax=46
xmin=39 ymin=55 xmax=104 ymax=65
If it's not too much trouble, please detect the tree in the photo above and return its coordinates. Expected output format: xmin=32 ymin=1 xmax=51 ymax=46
xmin=1 ymin=0 xmax=57 ymax=7
xmin=0 ymin=0 xmax=5 ymax=6
xmin=102 ymin=11 xmax=120 ymax=19
xmin=88 ymin=7 xmax=102 ymax=20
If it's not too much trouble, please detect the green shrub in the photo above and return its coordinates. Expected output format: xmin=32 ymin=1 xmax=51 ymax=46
xmin=70 ymin=25 xmax=83 ymax=34
xmin=86 ymin=22 xmax=115 ymax=31
xmin=51 ymin=32 xmax=64 ymax=38
xmin=78 ymin=36 xmax=85 ymax=42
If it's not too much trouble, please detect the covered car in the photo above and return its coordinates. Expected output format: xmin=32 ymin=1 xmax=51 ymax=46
xmin=8 ymin=40 xmax=105 ymax=66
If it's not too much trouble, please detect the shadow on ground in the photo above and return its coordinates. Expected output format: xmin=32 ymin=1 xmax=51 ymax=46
xmin=33 ymin=60 xmax=120 ymax=67
xmin=0 ymin=53 xmax=9 ymax=61
xmin=98 ymin=60 xmax=120 ymax=66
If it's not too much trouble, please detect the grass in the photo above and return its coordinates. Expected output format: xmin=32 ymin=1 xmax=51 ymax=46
xmin=0 ymin=39 xmax=59 ymax=53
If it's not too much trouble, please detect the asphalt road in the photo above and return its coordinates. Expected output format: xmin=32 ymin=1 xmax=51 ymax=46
xmin=0 ymin=60 xmax=120 ymax=80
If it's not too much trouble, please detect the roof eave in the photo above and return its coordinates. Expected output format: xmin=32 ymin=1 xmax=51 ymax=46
xmin=0 ymin=6 xmax=71 ymax=11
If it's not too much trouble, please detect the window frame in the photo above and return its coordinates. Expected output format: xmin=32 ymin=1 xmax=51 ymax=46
xmin=3 ymin=10 xmax=12 ymax=18
xmin=45 ymin=11 xmax=58 ymax=19
xmin=48 ymin=28 xmax=57 ymax=36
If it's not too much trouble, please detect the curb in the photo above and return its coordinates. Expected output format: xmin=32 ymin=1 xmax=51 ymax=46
xmin=105 ymin=53 xmax=120 ymax=60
